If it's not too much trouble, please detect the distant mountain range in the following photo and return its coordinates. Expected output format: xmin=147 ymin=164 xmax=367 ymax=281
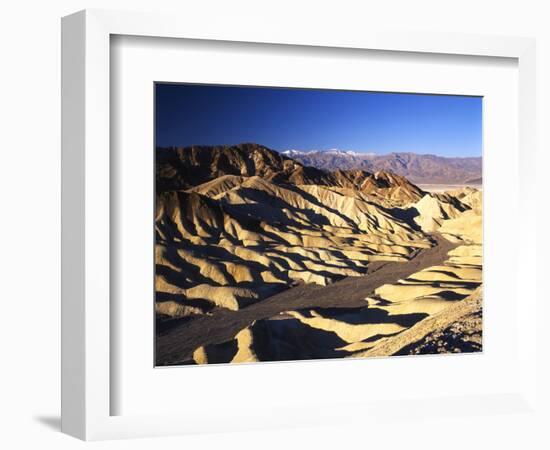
xmin=281 ymin=149 xmax=482 ymax=185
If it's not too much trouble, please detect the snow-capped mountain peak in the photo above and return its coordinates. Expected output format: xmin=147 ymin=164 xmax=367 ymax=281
xmin=282 ymin=148 xmax=368 ymax=157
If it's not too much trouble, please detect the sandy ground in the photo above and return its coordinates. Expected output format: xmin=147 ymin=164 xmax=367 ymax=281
xmin=357 ymin=287 xmax=482 ymax=357
xmin=156 ymin=234 xmax=459 ymax=365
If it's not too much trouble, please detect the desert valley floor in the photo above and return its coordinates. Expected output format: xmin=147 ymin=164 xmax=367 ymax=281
xmin=154 ymin=143 xmax=482 ymax=365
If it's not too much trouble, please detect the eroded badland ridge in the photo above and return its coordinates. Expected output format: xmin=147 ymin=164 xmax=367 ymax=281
xmin=155 ymin=143 xmax=482 ymax=365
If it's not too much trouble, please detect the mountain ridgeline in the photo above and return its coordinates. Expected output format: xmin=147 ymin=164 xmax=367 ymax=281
xmin=156 ymin=143 xmax=425 ymax=204
xmin=282 ymin=149 xmax=482 ymax=185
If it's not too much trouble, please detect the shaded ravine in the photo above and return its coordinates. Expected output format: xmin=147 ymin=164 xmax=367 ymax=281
xmin=156 ymin=233 xmax=458 ymax=365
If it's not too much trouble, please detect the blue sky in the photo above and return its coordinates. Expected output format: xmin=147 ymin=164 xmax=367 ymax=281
xmin=155 ymin=83 xmax=482 ymax=157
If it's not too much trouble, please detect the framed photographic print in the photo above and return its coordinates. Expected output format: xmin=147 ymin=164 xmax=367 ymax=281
xmin=62 ymin=9 xmax=539 ymax=441
xmin=153 ymin=83 xmax=483 ymax=367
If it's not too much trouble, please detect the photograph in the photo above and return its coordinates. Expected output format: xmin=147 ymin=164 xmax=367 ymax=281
xmin=154 ymin=83 xmax=483 ymax=366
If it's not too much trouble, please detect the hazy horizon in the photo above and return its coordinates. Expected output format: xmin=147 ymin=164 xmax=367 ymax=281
xmin=156 ymin=143 xmax=482 ymax=159
xmin=155 ymin=83 xmax=482 ymax=158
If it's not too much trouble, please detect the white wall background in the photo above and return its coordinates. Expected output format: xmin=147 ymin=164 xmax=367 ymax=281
xmin=0 ymin=1 xmax=548 ymax=448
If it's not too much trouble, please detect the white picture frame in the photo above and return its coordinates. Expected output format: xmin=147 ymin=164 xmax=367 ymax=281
xmin=61 ymin=9 xmax=539 ymax=441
